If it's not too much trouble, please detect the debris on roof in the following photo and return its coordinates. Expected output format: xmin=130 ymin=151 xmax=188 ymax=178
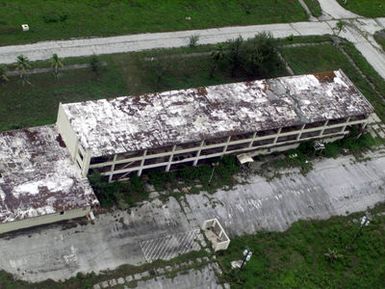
xmin=0 ymin=126 xmax=98 ymax=224
xmin=62 ymin=70 xmax=373 ymax=156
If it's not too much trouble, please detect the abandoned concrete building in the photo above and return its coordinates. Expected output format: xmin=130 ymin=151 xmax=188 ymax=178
xmin=57 ymin=69 xmax=373 ymax=182
xmin=0 ymin=126 xmax=98 ymax=234
xmin=0 ymin=69 xmax=374 ymax=233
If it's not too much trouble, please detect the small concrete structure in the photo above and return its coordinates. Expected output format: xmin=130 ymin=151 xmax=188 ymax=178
xmin=21 ymin=24 xmax=29 ymax=32
xmin=202 ymin=218 xmax=230 ymax=252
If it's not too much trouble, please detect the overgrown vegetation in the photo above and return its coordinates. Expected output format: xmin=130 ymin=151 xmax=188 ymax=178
xmin=323 ymin=131 xmax=384 ymax=158
xmin=303 ymin=0 xmax=322 ymax=17
xmin=90 ymin=128 xmax=383 ymax=209
xmin=0 ymin=35 xmax=288 ymax=132
xmin=89 ymin=174 xmax=147 ymax=209
xmin=265 ymin=131 xmax=383 ymax=176
xmin=336 ymin=0 xmax=385 ymax=17
xmin=147 ymin=155 xmax=240 ymax=194
xmin=89 ymin=155 xmax=240 ymax=208
xmin=217 ymin=204 xmax=385 ymax=289
xmin=0 ymin=0 xmax=307 ymax=46
xmin=222 ymin=33 xmax=283 ymax=79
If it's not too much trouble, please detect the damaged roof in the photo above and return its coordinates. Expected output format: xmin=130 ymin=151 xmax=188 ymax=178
xmin=62 ymin=70 xmax=374 ymax=157
xmin=0 ymin=125 xmax=98 ymax=224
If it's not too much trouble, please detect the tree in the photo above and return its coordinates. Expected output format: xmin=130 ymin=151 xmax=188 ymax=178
xmin=240 ymin=32 xmax=282 ymax=78
xmin=189 ymin=34 xmax=199 ymax=48
xmin=50 ymin=53 xmax=63 ymax=79
xmin=0 ymin=64 xmax=9 ymax=84
xmin=15 ymin=55 xmax=31 ymax=86
xmin=90 ymin=55 xmax=101 ymax=75
xmin=228 ymin=36 xmax=243 ymax=77
xmin=209 ymin=44 xmax=226 ymax=78
xmin=335 ymin=20 xmax=346 ymax=36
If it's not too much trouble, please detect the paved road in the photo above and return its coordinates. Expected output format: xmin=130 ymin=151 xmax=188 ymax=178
xmin=186 ymin=150 xmax=385 ymax=235
xmin=1 ymin=1 xmax=385 ymax=82
xmin=133 ymin=264 xmax=223 ymax=289
xmin=0 ymin=198 xmax=201 ymax=282
xmin=1 ymin=150 xmax=385 ymax=282
xmin=0 ymin=22 xmax=332 ymax=63
xmin=318 ymin=0 xmax=359 ymax=20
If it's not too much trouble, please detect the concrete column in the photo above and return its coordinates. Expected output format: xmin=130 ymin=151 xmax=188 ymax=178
xmin=297 ymin=124 xmax=306 ymax=140
xmin=81 ymin=150 xmax=92 ymax=177
xmin=137 ymin=150 xmax=147 ymax=176
xmin=248 ymin=132 xmax=257 ymax=148
xmin=222 ymin=136 xmax=232 ymax=153
xmin=273 ymin=128 xmax=282 ymax=144
xmin=108 ymin=154 xmax=118 ymax=183
xmin=341 ymin=117 xmax=351 ymax=132
xmin=165 ymin=145 xmax=176 ymax=172
xmin=320 ymin=120 xmax=329 ymax=136
xmin=193 ymin=140 xmax=205 ymax=166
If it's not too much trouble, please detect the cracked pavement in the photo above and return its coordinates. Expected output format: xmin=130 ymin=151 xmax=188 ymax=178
xmin=1 ymin=150 xmax=385 ymax=282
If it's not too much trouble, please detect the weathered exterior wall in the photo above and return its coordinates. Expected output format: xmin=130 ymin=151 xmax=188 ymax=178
xmin=57 ymin=103 xmax=79 ymax=160
xmin=0 ymin=207 xmax=90 ymax=235
xmin=89 ymin=116 xmax=368 ymax=182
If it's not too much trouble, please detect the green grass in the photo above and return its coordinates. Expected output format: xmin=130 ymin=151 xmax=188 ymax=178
xmin=263 ymin=132 xmax=383 ymax=176
xmin=0 ymin=0 xmax=307 ymax=46
xmin=303 ymin=0 xmax=322 ymax=17
xmin=336 ymin=0 xmax=385 ymax=17
xmin=0 ymin=61 xmax=126 ymax=131
xmin=147 ymin=155 xmax=240 ymax=195
xmin=0 ymin=42 xmax=288 ymax=132
xmin=217 ymin=204 xmax=385 ymax=289
xmin=374 ymin=30 xmax=385 ymax=51
xmin=280 ymin=41 xmax=385 ymax=122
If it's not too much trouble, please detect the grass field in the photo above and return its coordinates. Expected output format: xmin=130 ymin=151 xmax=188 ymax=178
xmin=303 ymin=0 xmax=322 ymax=17
xmin=0 ymin=0 xmax=307 ymax=46
xmin=217 ymin=204 xmax=385 ymax=289
xmin=2 ymin=36 xmax=385 ymax=131
xmin=0 ymin=42 xmax=288 ymax=132
xmin=336 ymin=0 xmax=385 ymax=17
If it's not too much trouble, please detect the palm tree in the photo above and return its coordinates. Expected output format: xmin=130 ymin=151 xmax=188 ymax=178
xmin=209 ymin=44 xmax=226 ymax=78
xmin=15 ymin=55 xmax=31 ymax=85
xmin=335 ymin=20 xmax=346 ymax=36
xmin=228 ymin=36 xmax=243 ymax=77
xmin=51 ymin=53 xmax=63 ymax=79
xmin=0 ymin=64 xmax=9 ymax=84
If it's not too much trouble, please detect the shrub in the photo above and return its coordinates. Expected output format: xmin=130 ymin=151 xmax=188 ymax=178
xmin=90 ymin=55 xmax=101 ymax=75
xmin=42 ymin=12 xmax=68 ymax=23
xmin=189 ymin=34 xmax=199 ymax=48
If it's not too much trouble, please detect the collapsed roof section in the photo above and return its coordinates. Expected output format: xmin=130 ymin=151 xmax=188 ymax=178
xmin=61 ymin=70 xmax=373 ymax=157
xmin=0 ymin=125 xmax=98 ymax=224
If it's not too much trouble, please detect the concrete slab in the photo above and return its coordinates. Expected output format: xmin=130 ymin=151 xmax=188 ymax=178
xmin=0 ymin=198 xmax=195 ymax=282
xmin=1 ymin=150 xmax=385 ymax=282
xmin=133 ymin=263 xmax=221 ymax=289
xmin=317 ymin=0 xmax=359 ymax=19
xmin=140 ymin=229 xmax=200 ymax=262
xmin=185 ymin=150 xmax=385 ymax=235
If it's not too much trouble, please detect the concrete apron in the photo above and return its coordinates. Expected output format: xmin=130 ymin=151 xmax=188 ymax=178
xmin=0 ymin=149 xmax=385 ymax=282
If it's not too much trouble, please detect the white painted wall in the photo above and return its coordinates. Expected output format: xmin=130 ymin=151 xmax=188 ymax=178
xmin=0 ymin=207 xmax=90 ymax=235
xmin=56 ymin=103 xmax=79 ymax=160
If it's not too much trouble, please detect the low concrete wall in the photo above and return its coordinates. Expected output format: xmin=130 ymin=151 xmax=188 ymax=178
xmin=0 ymin=207 xmax=90 ymax=235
